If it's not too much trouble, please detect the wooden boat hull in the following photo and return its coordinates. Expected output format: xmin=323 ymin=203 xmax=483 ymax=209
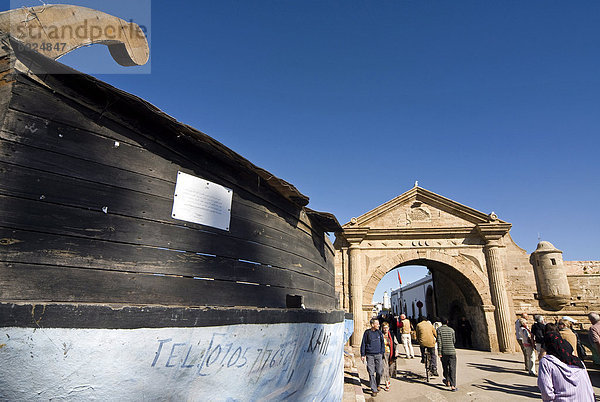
xmin=0 ymin=34 xmax=348 ymax=400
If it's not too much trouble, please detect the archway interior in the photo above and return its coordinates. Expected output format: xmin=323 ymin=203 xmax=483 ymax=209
xmin=373 ymin=258 xmax=487 ymax=350
xmin=371 ymin=265 xmax=429 ymax=304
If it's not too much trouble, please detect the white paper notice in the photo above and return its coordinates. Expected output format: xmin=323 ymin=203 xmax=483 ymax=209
xmin=171 ymin=171 xmax=233 ymax=231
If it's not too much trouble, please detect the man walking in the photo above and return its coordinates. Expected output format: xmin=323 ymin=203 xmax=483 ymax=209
xmin=531 ymin=315 xmax=546 ymax=359
xmin=437 ymin=317 xmax=457 ymax=392
xmin=399 ymin=314 xmax=415 ymax=358
xmin=520 ymin=318 xmax=537 ymax=376
xmin=588 ymin=312 xmax=600 ymax=364
xmin=361 ymin=318 xmax=385 ymax=396
xmin=416 ymin=316 xmax=438 ymax=376
xmin=515 ymin=313 xmax=529 ymax=371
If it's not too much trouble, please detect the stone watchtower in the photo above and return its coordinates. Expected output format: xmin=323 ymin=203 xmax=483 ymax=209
xmin=531 ymin=241 xmax=571 ymax=309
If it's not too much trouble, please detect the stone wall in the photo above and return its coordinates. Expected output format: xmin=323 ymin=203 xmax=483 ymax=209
xmin=565 ymin=261 xmax=600 ymax=275
xmin=503 ymin=236 xmax=538 ymax=316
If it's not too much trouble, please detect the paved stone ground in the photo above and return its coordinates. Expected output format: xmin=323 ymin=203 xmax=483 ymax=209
xmin=344 ymin=348 xmax=600 ymax=401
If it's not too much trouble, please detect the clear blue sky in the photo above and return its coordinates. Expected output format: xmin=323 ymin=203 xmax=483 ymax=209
xmin=5 ymin=1 xmax=599 ymax=301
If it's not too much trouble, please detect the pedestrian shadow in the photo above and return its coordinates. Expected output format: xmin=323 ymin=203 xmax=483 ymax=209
xmin=466 ymin=362 xmax=532 ymax=376
xmin=344 ymin=370 xmax=360 ymax=386
xmin=488 ymin=357 xmax=521 ymax=364
xmin=396 ymin=370 xmax=447 ymax=389
xmin=359 ymin=377 xmax=370 ymax=389
xmin=356 ymin=368 xmax=395 ymax=394
xmin=358 ymin=375 xmax=376 ymax=395
xmin=472 ymin=378 xmax=540 ymax=398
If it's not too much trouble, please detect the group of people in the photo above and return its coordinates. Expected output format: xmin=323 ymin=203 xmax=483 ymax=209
xmin=360 ymin=314 xmax=458 ymax=396
xmin=360 ymin=311 xmax=600 ymax=399
xmin=515 ymin=312 xmax=598 ymax=401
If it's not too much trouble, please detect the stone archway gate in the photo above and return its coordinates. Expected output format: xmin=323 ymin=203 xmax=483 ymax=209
xmin=334 ymin=186 xmax=516 ymax=352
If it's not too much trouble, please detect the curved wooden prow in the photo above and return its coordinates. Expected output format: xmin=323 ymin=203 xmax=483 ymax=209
xmin=0 ymin=4 xmax=149 ymax=66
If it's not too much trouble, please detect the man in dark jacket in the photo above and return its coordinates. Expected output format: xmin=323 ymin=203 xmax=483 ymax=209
xmin=531 ymin=315 xmax=546 ymax=358
xmin=361 ymin=318 xmax=385 ymax=396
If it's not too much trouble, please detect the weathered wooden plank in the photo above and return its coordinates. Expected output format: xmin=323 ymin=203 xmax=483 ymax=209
xmin=4 ymin=77 xmax=334 ymax=279
xmin=0 ymin=138 xmax=175 ymax=195
xmin=2 ymin=106 xmax=327 ymax=251
xmin=0 ymin=120 xmax=320 ymax=242
xmin=0 ymin=54 xmax=15 ymax=133
xmin=0 ymin=303 xmax=346 ymax=328
xmin=10 ymin=77 xmax=332 ymax=236
xmin=0 ymin=228 xmax=333 ymax=296
xmin=1 ymin=111 xmax=178 ymax=182
xmin=9 ymin=79 xmax=145 ymax=147
xmin=0 ymin=262 xmax=334 ymax=309
xmin=9 ymin=80 xmax=310 ymax=217
xmin=0 ymin=194 xmax=333 ymax=281
xmin=0 ymin=160 xmax=333 ymax=273
xmin=4 ymin=104 xmax=142 ymax=148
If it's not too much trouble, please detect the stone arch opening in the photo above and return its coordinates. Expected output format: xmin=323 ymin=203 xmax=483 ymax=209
xmin=364 ymin=252 xmax=494 ymax=351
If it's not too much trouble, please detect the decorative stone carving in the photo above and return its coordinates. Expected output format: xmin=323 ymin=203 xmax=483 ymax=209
xmin=406 ymin=203 xmax=432 ymax=225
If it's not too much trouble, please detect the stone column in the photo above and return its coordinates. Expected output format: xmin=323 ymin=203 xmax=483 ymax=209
xmin=349 ymin=244 xmax=363 ymax=347
xmin=343 ymin=226 xmax=369 ymax=347
xmin=483 ymin=239 xmax=514 ymax=352
xmin=478 ymin=221 xmax=514 ymax=353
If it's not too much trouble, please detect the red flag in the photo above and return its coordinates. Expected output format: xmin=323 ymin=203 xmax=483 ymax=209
xmin=397 ymin=270 xmax=402 ymax=285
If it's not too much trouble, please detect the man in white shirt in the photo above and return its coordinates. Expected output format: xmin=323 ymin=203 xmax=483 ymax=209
xmin=515 ymin=313 xmax=529 ymax=371
xmin=399 ymin=314 xmax=415 ymax=359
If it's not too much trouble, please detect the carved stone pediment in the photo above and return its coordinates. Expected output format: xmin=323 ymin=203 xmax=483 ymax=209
xmin=342 ymin=186 xmax=509 ymax=230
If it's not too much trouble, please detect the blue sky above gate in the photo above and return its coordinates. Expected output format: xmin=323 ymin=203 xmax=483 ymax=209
xmin=4 ymin=1 xmax=600 ymax=302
